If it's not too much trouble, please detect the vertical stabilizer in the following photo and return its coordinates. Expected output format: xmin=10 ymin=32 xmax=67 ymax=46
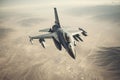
xmin=54 ymin=8 xmax=60 ymax=27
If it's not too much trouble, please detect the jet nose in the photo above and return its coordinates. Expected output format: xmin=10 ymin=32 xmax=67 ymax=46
xmin=71 ymin=50 xmax=76 ymax=59
xmin=68 ymin=49 xmax=76 ymax=59
xmin=72 ymin=54 xmax=76 ymax=59
xmin=68 ymin=43 xmax=76 ymax=59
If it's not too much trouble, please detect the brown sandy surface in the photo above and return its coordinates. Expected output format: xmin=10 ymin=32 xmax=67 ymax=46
xmin=0 ymin=4 xmax=120 ymax=80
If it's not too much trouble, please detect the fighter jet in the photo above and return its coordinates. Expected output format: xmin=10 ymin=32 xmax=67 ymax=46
xmin=29 ymin=8 xmax=87 ymax=59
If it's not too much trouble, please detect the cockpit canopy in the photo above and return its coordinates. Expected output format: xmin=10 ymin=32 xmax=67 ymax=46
xmin=64 ymin=33 xmax=71 ymax=43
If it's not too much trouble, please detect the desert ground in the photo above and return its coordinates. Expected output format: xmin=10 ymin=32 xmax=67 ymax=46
xmin=0 ymin=1 xmax=120 ymax=80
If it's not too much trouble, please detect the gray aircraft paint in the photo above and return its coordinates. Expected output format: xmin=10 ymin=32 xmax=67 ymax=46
xmin=29 ymin=8 xmax=87 ymax=59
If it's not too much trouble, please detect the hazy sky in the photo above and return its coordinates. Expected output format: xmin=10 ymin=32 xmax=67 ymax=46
xmin=0 ymin=0 xmax=120 ymax=9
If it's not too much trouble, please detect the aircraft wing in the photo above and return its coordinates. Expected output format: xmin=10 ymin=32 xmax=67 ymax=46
xmin=71 ymin=31 xmax=81 ymax=36
xmin=29 ymin=32 xmax=59 ymax=44
xmin=30 ymin=33 xmax=54 ymax=40
xmin=70 ymin=28 xmax=87 ymax=42
xmin=71 ymin=28 xmax=87 ymax=36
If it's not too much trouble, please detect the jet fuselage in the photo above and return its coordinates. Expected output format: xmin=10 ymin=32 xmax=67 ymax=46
xmin=52 ymin=24 xmax=76 ymax=59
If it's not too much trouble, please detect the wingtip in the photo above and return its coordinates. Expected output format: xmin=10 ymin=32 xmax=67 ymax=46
xmin=29 ymin=36 xmax=33 ymax=45
xmin=29 ymin=36 xmax=31 ymax=38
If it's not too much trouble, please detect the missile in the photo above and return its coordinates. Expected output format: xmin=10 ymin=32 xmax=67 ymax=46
xmin=79 ymin=28 xmax=88 ymax=36
xmin=39 ymin=39 xmax=45 ymax=48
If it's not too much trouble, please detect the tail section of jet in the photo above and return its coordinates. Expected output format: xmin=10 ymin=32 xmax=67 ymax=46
xmin=54 ymin=8 xmax=61 ymax=27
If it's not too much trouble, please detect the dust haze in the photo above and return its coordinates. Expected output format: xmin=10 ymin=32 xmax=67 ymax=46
xmin=0 ymin=0 xmax=120 ymax=80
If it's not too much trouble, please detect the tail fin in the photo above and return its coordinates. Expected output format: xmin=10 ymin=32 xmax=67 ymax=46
xmin=54 ymin=8 xmax=60 ymax=26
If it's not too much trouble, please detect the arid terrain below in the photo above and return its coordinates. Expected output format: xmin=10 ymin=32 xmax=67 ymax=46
xmin=0 ymin=1 xmax=120 ymax=80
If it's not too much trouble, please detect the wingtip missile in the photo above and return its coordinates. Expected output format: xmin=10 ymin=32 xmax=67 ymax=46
xmin=79 ymin=28 xmax=88 ymax=36
xmin=29 ymin=36 xmax=33 ymax=45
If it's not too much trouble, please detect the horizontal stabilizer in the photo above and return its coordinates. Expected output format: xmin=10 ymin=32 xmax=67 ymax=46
xmin=39 ymin=28 xmax=52 ymax=32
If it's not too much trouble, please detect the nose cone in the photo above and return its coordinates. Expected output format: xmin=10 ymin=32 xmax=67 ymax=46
xmin=68 ymin=43 xmax=76 ymax=59
xmin=68 ymin=49 xmax=76 ymax=59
